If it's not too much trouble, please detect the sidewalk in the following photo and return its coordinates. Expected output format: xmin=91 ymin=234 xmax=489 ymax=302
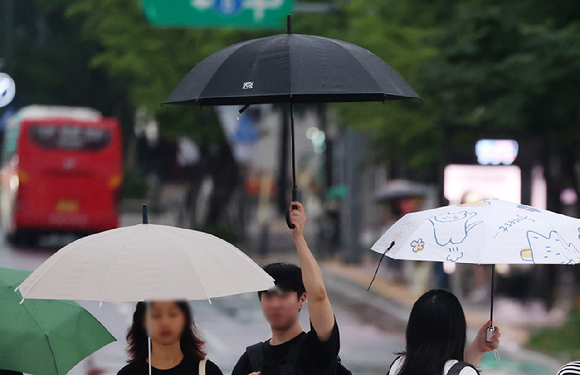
xmin=124 ymin=192 xmax=568 ymax=373
xmin=320 ymin=258 xmax=566 ymax=373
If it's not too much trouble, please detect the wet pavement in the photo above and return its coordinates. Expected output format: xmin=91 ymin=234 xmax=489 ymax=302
xmin=0 ymin=212 xmax=566 ymax=375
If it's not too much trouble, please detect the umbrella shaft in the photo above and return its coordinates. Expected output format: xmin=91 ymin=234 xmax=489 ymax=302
xmin=490 ymin=264 xmax=495 ymax=325
xmin=290 ymin=102 xmax=297 ymax=193
xmin=147 ymin=300 xmax=152 ymax=375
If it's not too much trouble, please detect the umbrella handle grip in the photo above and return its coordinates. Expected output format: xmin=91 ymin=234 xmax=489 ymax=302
xmin=286 ymin=205 xmax=298 ymax=229
xmin=486 ymin=326 xmax=495 ymax=342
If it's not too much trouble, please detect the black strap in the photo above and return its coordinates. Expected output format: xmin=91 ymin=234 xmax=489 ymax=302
xmin=448 ymin=361 xmax=479 ymax=375
xmin=246 ymin=334 xmax=307 ymax=375
xmin=246 ymin=342 xmax=266 ymax=372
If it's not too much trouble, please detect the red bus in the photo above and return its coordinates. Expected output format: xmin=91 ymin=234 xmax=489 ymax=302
xmin=0 ymin=105 xmax=123 ymax=245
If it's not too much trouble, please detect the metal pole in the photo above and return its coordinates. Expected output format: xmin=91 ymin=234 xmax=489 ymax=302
xmin=277 ymin=108 xmax=290 ymax=213
xmin=288 ymin=14 xmax=296 ymax=203
xmin=147 ymin=300 xmax=152 ymax=375
xmin=290 ymin=102 xmax=297 ymax=203
xmin=490 ymin=264 xmax=495 ymax=325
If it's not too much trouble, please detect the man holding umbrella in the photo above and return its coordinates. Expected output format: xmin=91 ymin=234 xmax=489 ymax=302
xmin=232 ymin=201 xmax=340 ymax=375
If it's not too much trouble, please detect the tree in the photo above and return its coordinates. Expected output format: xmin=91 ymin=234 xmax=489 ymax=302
xmin=0 ymin=0 xmax=133 ymax=137
xmin=420 ymin=2 xmax=580 ymax=212
xmin=63 ymin=0 xmax=278 ymax=231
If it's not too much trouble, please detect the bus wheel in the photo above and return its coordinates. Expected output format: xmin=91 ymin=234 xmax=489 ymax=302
xmin=13 ymin=230 xmax=37 ymax=248
xmin=6 ymin=231 xmax=15 ymax=244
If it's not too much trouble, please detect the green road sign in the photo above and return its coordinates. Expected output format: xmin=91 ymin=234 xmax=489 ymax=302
xmin=141 ymin=0 xmax=294 ymax=29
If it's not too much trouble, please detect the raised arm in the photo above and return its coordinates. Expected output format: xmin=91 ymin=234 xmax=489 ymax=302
xmin=289 ymin=201 xmax=335 ymax=342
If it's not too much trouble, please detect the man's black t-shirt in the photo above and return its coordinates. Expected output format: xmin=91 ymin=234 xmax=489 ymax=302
xmin=232 ymin=321 xmax=340 ymax=375
xmin=117 ymin=356 xmax=222 ymax=375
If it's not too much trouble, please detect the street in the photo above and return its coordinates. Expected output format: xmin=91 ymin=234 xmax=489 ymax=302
xmin=0 ymin=243 xmax=403 ymax=375
xmin=0 ymin=211 xmax=565 ymax=375
xmin=0 ymin=213 xmax=404 ymax=375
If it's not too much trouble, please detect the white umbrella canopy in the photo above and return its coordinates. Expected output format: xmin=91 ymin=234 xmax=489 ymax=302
xmin=372 ymin=199 xmax=580 ymax=265
xmin=18 ymin=223 xmax=274 ymax=302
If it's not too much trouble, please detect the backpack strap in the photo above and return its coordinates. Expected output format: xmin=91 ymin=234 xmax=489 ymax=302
xmin=246 ymin=342 xmax=266 ymax=373
xmin=447 ymin=361 xmax=479 ymax=375
xmin=246 ymin=334 xmax=307 ymax=375
xmin=199 ymin=358 xmax=208 ymax=375
xmin=279 ymin=333 xmax=307 ymax=375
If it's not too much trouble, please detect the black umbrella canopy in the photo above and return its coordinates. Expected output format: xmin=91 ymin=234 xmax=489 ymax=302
xmin=163 ymin=33 xmax=420 ymax=106
xmin=163 ymin=17 xmax=420 ymax=229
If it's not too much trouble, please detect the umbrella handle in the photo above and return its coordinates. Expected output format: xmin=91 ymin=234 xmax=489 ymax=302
xmin=286 ymin=188 xmax=298 ymax=229
xmin=286 ymin=209 xmax=295 ymax=229
xmin=487 ymin=264 xmax=496 ymax=343
xmin=286 ymin=204 xmax=298 ymax=229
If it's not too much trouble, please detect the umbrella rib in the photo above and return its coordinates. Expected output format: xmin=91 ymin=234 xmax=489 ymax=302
xmin=161 ymin=228 xmax=211 ymax=299
xmin=162 ymin=226 xmax=269 ymax=298
xmin=18 ymin=298 xmax=60 ymax=374
xmin=254 ymin=35 xmax=287 ymax=93
xmin=18 ymin=227 xmax=129 ymax=297
xmin=323 ymin=38 xmax=398 ymax=95
xmin=101 ymin=225 xmax=142 ymax=302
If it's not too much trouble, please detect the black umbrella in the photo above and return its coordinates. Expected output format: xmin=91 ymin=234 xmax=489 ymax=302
xmin=163 ymin=16 xmax=421 ymax=228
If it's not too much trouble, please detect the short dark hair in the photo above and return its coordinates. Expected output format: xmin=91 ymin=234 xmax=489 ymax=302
xmin=126 ymin=301 xmax=206 ymax=363
xmin=259 ymin=263 xmax=305 ymax=300
xmin=398 ymin=289 xmax=467 ymax=375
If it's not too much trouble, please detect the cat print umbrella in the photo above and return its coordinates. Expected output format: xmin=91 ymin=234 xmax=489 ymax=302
xmin=370 ymin=199 xmax=580 ymax=342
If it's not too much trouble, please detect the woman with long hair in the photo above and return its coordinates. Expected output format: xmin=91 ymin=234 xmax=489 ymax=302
xmin=118 ymin=301 xmax=222 ymax=375
xmin=388 ymin=290 xmax=500 ymax=375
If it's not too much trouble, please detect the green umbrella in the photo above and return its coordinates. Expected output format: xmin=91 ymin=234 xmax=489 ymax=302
xmin=0 ymin=267 xmax=115 ymax=375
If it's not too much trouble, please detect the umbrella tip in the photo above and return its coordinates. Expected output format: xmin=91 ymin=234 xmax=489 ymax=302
xmin=143 ymin=204 xmax=149 ymax=224
xmin=287 ymin=14 xmax=291 ymax=34
xmin=238 ymin=104 xmax=250 ymax=120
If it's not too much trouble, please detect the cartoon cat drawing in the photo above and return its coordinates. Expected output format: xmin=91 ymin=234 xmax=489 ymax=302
xmin=521 ymin=230 xmax=580 ymax=264
xmin=428 ymin=211 xmax=482 ymax=246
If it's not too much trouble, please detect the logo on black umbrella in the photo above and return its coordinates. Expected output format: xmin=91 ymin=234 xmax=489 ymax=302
xmin=242 ymin=81 xmax=254 ymax=90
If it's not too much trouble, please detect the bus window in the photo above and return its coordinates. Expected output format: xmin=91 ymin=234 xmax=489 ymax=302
xmin=28 ymin=124 xmax=112 ymax=151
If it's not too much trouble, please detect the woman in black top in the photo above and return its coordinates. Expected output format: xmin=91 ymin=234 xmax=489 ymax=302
xmin=118 ymin=301 xmax=222 ymax=375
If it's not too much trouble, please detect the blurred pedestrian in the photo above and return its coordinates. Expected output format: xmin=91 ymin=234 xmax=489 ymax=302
xmin=118 ymin=301 xmax=223 ymax=375
xmin=388 ymin=290 xmax=500 ymax=375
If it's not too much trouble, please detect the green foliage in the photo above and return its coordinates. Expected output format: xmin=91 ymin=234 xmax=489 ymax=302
xmin=13 ymin=0 xmax=580 ymax=178
xmin=334 ymin=0 xmax=443 ymax=172
xmin=422 ymin=4 xmax=580 ymax=141
xmin=528 ymin=307 xmax=580 ymax=360
xmin=1 ymin=0 xmax=131 ymax=124
xmin=65 ymin=0 xmax=274 ymax=142
xmin=121 ymin=169 xmax=149 ymax=199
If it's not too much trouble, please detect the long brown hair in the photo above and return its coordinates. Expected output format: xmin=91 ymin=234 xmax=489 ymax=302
xmin=126 ymin=301 xmax=206 ymax=363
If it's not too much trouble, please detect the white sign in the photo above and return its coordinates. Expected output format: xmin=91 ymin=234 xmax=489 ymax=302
xmin=475 ymin=139 xmax=519 ymax=165
xmin=0 ymin=73 xmax=16 ymax=108
xmin=444 ymin=164 xmax=521 ymax=205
